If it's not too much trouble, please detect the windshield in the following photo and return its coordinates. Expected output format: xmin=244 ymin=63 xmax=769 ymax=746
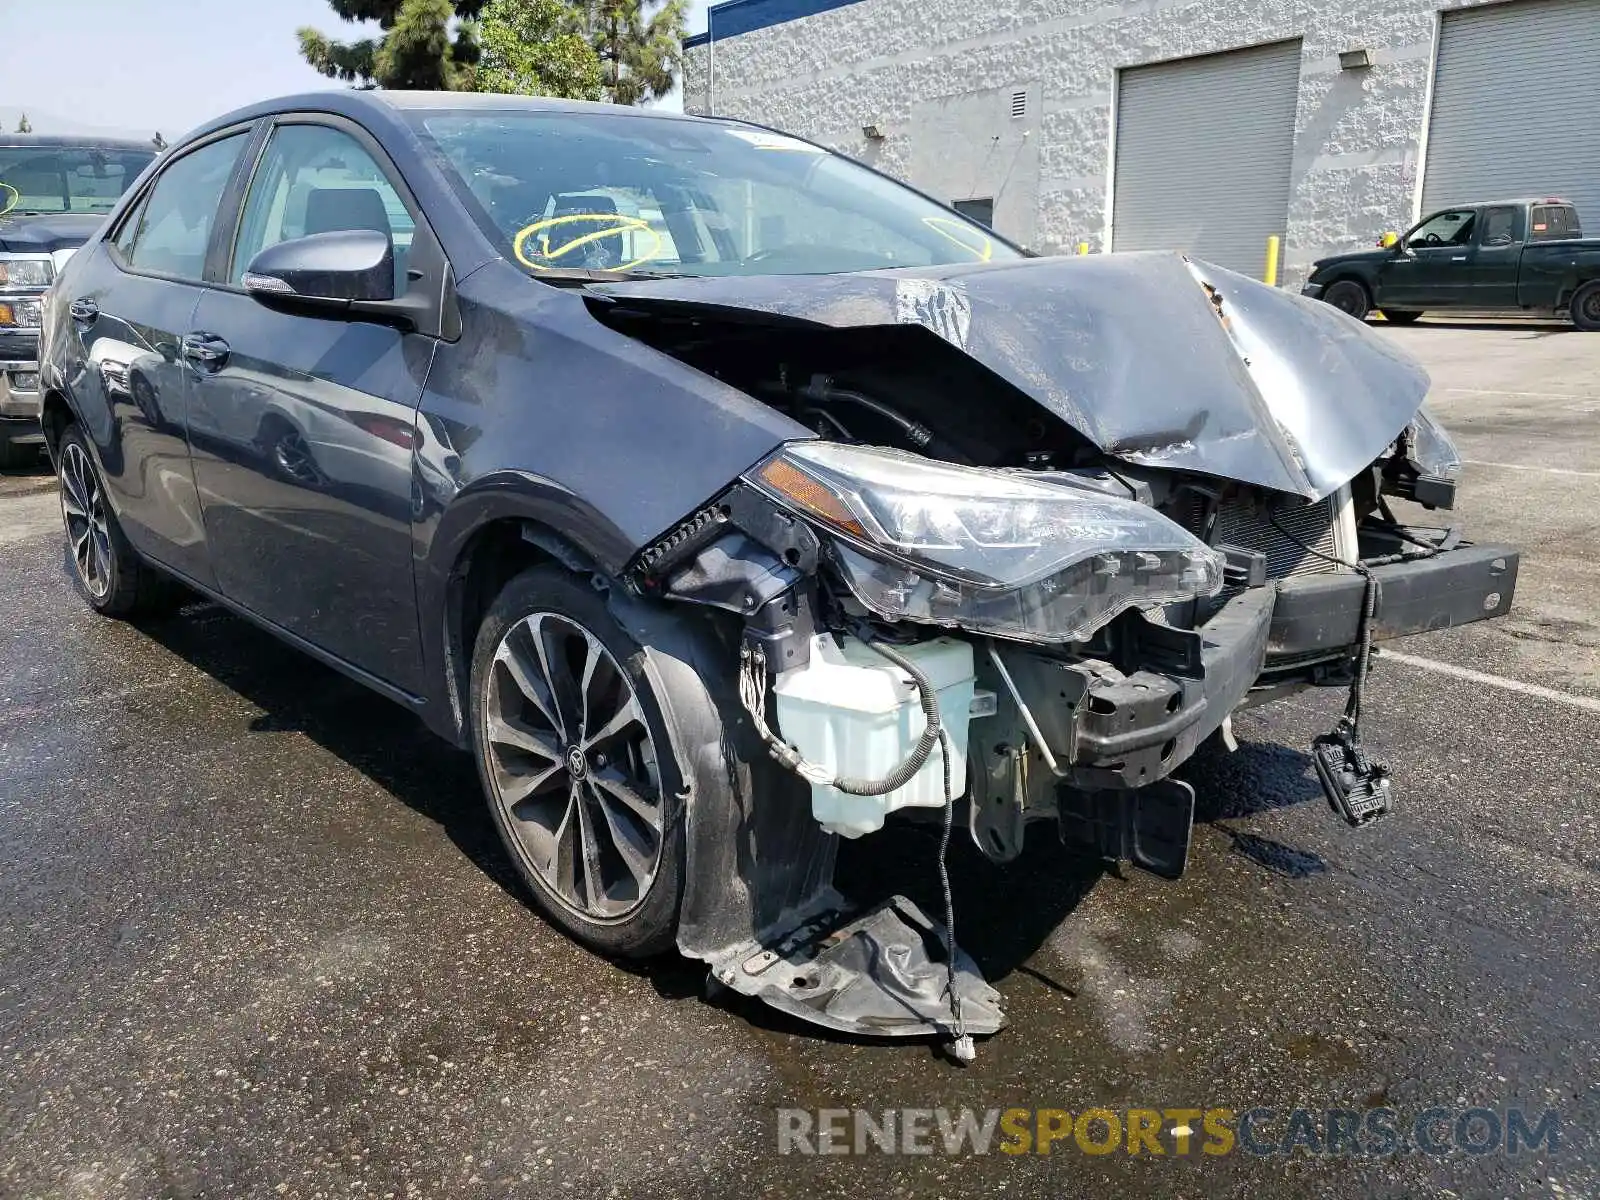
xmin=0 ymin=145 xmax=155 ymax=216
xmin=411 ymin=109 xmax=1021 ymax=278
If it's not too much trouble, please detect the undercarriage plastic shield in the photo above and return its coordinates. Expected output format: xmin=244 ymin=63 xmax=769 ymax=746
xmin=709 ymin=896 xmax=1006 ymax=1038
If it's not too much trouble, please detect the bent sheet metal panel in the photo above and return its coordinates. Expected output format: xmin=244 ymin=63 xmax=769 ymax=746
xmin=596 ymin=251 xmax=1432 ymax=501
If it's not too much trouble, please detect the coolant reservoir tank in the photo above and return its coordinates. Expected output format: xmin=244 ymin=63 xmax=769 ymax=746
xmin=772 ymin=635 xmax=977 ymax=838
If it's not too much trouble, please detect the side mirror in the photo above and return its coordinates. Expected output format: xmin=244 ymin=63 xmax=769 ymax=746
xmin=244 ymin=229 xmax=395 ymax=309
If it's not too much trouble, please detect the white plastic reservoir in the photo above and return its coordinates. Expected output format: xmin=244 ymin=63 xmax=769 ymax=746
xmin=772 ymin=634 xmax=977 ymax=839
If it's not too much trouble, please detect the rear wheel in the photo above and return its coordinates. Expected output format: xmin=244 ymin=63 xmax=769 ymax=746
xmin=1322 ymin=280 xmax=1371 ymax=320
xmin=57 ymin=424 xmax=179 ymax=617
xmin=469 ymin=565 xmax=685 ymax=958
xmin=1380 ymin=309 xmax=1423 ymax=325
xmin=1571 ymin=281 xmax=1600 ymax=332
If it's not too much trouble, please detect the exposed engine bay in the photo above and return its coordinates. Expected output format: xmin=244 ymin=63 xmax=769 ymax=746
xmin=590 ymin=252 xmax=1519 ymax=1054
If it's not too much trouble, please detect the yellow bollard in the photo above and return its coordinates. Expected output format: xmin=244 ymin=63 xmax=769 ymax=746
xmin=1077 ymin=242 xmax=1089 ymax=255
xmin=1264 ymin=235 xmax=1281 ymax=287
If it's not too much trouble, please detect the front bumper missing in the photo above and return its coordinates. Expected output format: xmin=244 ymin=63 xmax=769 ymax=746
xmin=996 ymin=540 xmax=1519 ymax=790
xmin=1267 ymin=542 xmax=1518 ymax=658
xmin=996 ymin=587 xmax=1275 ymax=791
xmin=645 ymin=528 xmax=1519 ymax=1044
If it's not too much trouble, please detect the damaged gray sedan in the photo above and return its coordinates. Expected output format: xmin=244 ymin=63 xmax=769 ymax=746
xmin=38 ymin=93 xmax=1518 ymax=1055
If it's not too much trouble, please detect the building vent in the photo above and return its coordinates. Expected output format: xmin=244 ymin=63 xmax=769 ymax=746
xmin=1010 ymin=90 xmax=1028 ymax=119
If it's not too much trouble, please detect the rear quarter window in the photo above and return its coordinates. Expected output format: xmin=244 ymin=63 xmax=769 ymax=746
xmin=1531 ymin=205 xmax=1582 ymax=241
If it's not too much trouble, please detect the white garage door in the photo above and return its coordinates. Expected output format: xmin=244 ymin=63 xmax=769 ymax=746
xmin=1422 ymin=0 xmax=1600 ymax=220
xmin=1112 ymin=40 xmax=1301 ymax=277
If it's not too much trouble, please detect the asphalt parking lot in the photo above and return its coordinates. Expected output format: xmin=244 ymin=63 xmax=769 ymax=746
xmin=1 ymin=318 xmax=1596 ymax=1199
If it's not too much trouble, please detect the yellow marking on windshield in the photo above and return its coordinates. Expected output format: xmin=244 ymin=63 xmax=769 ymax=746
xmin=922 ymin=216 xmax=994 ymax=262
xmin=0 ymin=183 xmax=18 ymax=219
xmin=513 ymin=212 xmax=664 ymax=273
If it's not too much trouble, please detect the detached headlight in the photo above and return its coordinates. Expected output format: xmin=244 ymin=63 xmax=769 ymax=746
xmin=1405 ymin=406 xmax=1461 ymax=479
xmin=746 ymin=442 xmax=1224 ymax=645
xmin=0 ymin=298 xmax=42 ymax=329
xmin=0 ymin=255 xmax=53 ymax=289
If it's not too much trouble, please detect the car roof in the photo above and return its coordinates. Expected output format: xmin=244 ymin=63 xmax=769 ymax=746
xmin=1440 ymin=197 xmax=1574 ymax=210
xmin=0 ymin=135 xmax=157 ymax=152
xmin=184 ymin=89 xmax=717 ymax=143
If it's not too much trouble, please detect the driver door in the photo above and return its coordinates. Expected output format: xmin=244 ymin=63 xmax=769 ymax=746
xmin=184 ymin=117 xmax=433 ymax=694
xmin=1382 ymin=208 xmax=1478 ymax=307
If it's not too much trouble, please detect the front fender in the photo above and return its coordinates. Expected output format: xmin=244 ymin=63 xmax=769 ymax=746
xmin=413 ymin=464 xmax=638 ymax=743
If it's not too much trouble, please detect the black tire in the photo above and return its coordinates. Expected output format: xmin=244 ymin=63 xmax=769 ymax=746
xmin=1571 ymin=281 xmax=1600 ymax=332
xmin=469 ymin=564 xmax=686 ymax=958
xmin=1380 ymin=309 xmax=1423 ymax=325
xmin=57 ymin=423 xmax=179 ymax=617
xmin=1322 ymin=280 xmax=1371 ymax=321
xmin=0 ymin=432 xmax=41 ymax=471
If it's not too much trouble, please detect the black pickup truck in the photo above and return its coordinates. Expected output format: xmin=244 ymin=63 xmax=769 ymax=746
xmin=1 ymin=136 xmax=155 ymax=466
xmin=1302 ymin=198 xmax=1600 ymax=330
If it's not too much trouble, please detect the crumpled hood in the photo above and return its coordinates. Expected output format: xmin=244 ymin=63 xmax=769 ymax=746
xmin=595 ymin=251 xmax=1431 ymax=500
xmin=0 ymin=212 xmax=103 ymax=255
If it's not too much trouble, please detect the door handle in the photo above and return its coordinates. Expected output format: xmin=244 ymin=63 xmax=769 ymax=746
xmin=180 ymin=332 xmax=230 ymax=370
xmin=1450 ymin=256 xmax=1467 ymax=261
xmin=68 ymin=297 xmax=99 ymax=324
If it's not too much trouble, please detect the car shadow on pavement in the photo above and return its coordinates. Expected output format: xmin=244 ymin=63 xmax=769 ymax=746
xmin=0 ymin=454 xmax=55 ymax=498
xmin=1384 ymin=318 xmax=1574 ymax=338
xmin=136 ymin=600 xmax=526 ymax=899
xmin=1184 ymin=737 xmax=1332 ymax=878
xmin=133 ymin=599 xmax=1333 ymax=1036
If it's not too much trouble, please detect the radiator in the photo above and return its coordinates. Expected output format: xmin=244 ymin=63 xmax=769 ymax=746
xmin=1179 ymin=486 xmax=1358 ymax=579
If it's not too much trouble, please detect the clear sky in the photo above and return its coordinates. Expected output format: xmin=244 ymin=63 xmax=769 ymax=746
xmin=5 ymin=0 xmax=712 ymax=138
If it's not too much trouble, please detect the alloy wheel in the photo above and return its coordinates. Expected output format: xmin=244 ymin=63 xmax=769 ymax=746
xmin=1581 ymin=289 xmax=1600 ymax=326
xmin=271 ymin=427 xmax=323 ymax=486
xmin=60 ymin=441 xmax=111 ymax=599
xmin=483 ymin=612 xmax=664 ymax=921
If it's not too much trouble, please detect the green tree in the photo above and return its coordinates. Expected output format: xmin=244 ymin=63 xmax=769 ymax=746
xmin=587 ymin=0 xmax=688 ymax=106
xmin=298 ymin=0 xmax=486 ymax=90
xmin=476 ymin=0 xmax=602 ymax=99
xmin=14 ymin=113 xmax=31 ymax=134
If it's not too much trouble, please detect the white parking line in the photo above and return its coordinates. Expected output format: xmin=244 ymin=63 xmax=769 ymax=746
xmin=1461 ymin=460 xmax=1600 ymax=479
xmin=1381 ymin=650 xmax=1600 ymax=716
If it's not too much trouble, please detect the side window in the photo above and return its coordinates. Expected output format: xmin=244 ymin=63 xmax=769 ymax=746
xmin=121 ymin=134 xmax=249 ymax=281
xmin=1409 ymin=209 xmax=1476 ymax=248
xmin=112 ymin=191 xmax=148 ymax=258
xmin=1481 ymin=206 xmax=1519 ymax=246
xmin=230 ymin=124 xmax=414 ymax=292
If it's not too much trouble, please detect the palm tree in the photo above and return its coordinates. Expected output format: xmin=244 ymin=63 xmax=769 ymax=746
xmin=588 ymin=0 xmax=687 ymax=106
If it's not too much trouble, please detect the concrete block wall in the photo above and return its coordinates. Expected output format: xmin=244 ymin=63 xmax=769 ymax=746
xmin=684 ymin=0 xmax=1506 ymax=284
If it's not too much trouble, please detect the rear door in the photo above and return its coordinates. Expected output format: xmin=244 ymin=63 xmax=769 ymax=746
xmin=58 ymin=128 xmax=254 ymax=588
xmin=1466 ymin=204 xmax=1524 ymax=308
xmin=184 ymin=116 xmax=433 ymax=694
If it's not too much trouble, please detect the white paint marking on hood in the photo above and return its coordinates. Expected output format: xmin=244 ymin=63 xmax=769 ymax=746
xmin=894 ymin=278 xmax=972 ymax=350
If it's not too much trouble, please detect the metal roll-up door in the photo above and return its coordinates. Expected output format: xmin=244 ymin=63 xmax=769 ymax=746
xmin=1422 ymin=0 xmax=1600 ymax=220
xmin=1112 ymin=40 xmax=1302 ymax=277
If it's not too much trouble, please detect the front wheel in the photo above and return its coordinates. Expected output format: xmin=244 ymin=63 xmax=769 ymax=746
xmin=1322 ymin=280 xmax=1371 ymax=320
xmin=469 ymin=565 xmax=686 ymax=958
xmin=1571 ymin=281 xmax=1600 ymax=332
xmin=1380 ymin=309 xmax=1423 ymax=325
